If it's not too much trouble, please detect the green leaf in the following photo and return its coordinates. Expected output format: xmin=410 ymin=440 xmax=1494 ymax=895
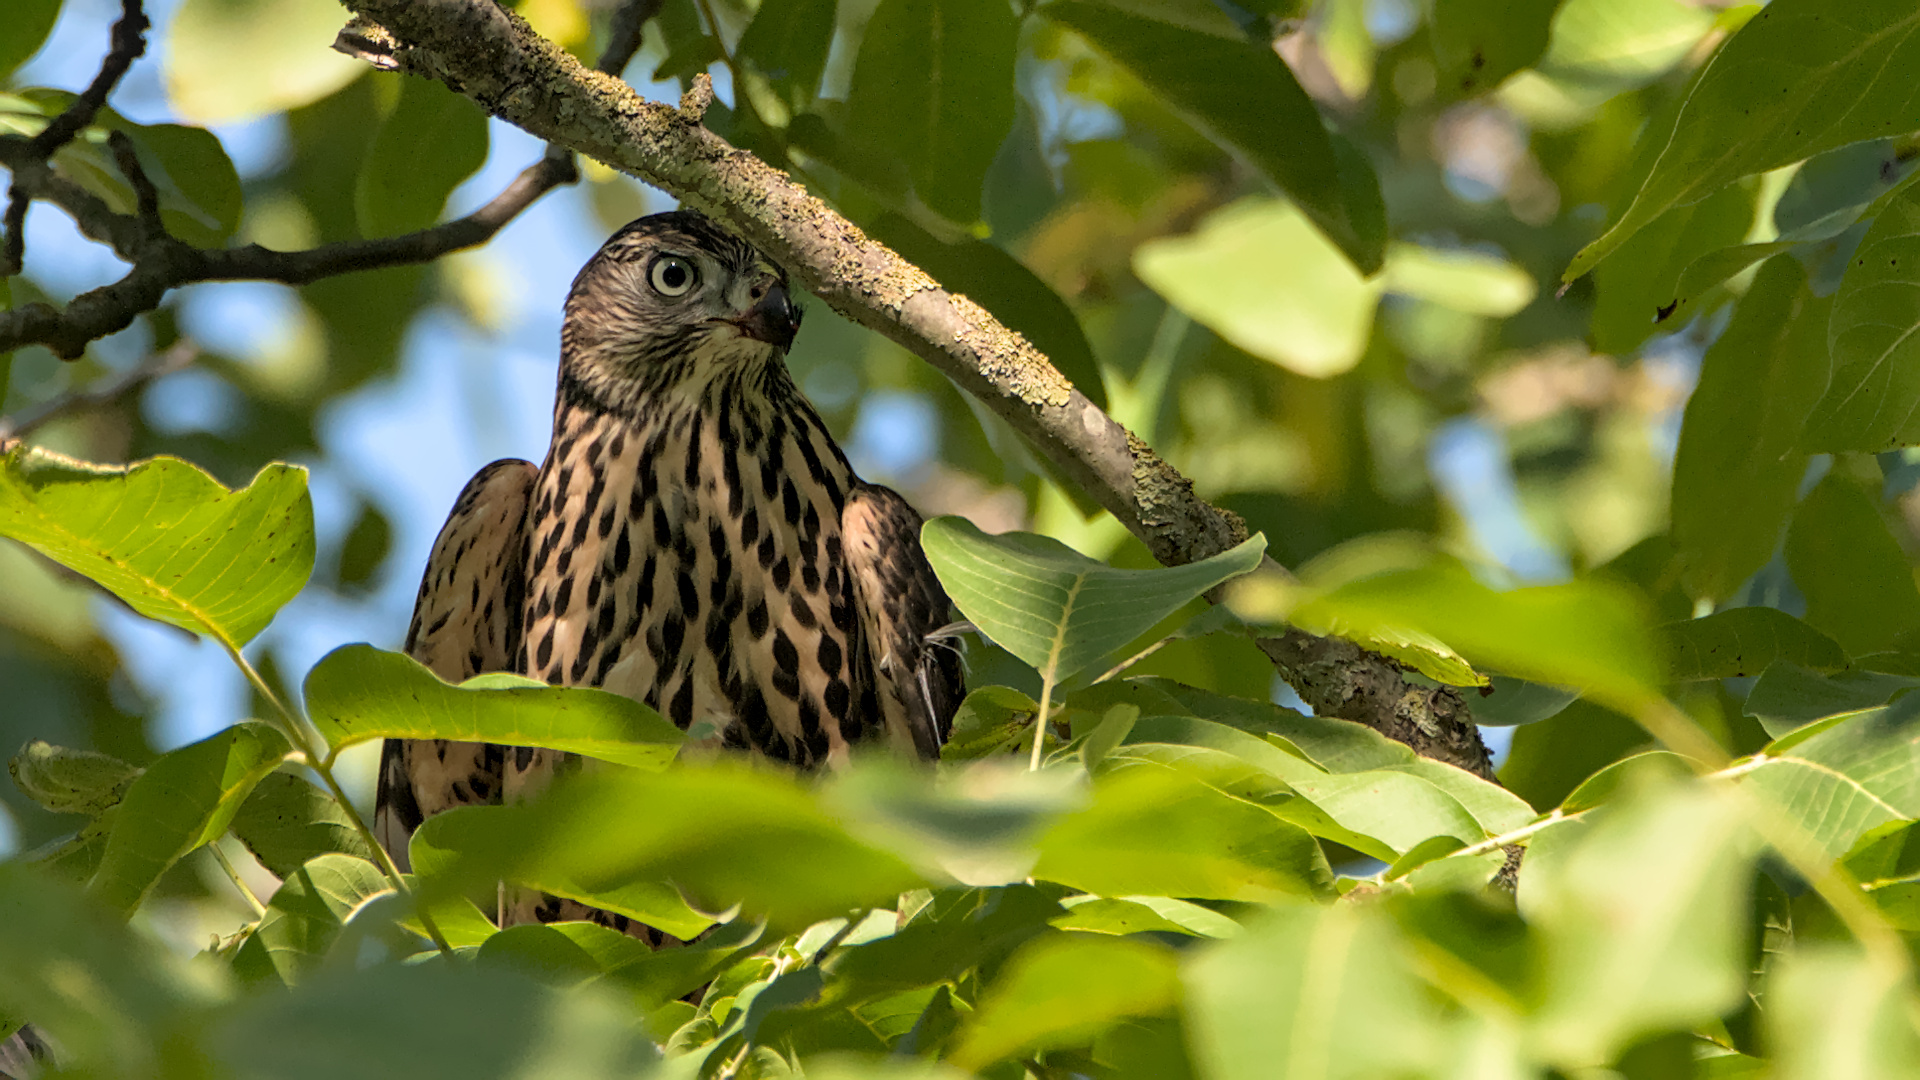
xmin=822 ymin=760 xmax=1084 ymax=886
xmin=942 ymin=685 xmax=1039 ymax=761
xmin=1054 ymin=895 xmax=1240 ymax=939
xmin=1767 ymin=948 xmax=1920 ymax=1080
xmin=0 ymin=448 xmax=313 ymax=649
xmin=1183 ymin=902 xmax=1438 ymax=1080
xmin=844 ymin=0 xmax=1018 ymax=223
xmin=209 ymin=962 xmax=660 ymax=1077
xmin=1566 ymin=0 xmax=1920 ymax=281
xmin=1430 ymin=0 xmax=1563 ymax=97
xmin=302 ymin=644 xmax=684 ymax=767
xmin=1739 ymin=698 xmax=1920 ymax=856
xmin=920 ymin=518 xmax=1264 ymax=684
xmin=8 ymin=740 xmax=139 ymax=817
xmin=1670 ymin=257 xmax=1829 ymax=601
xmin=737 ymin=0 xmax=838 ymax=111
xmin=950 ymin=933 xmax=1180 ymax=1070
xmin=1557 ymin=750 xmax=1694 ymax=813
xmin=355 ymin=75 xmax=490 ymax=236
xmin=0 ymin=0 xmax=60 ymax=81
xmin=1472 ymin=676 xmax=1581 ymax=728
xmin=1032 ymin=760 xmax=1333 ymax=902
xmin=1785 ymin=473 xmax=1920 ymax=657
xmin=164 ymin=0 xmax=364 ymax=124
xmin=1520 ymin=779 xmax=1756 ymax=1067
xmin=414 ymin=765 xmax=924 ymax=932
xmin=866 ymin=211 xmax=1108 ymax=410
xmin=1664 ymin=607 xmax=1847 ymax=681
xmin=1589 ymin=181 xmax=1756 ymax=355
xmin=89 ymin=721 xmax=290 ymax=916
xmin=231 ymin=854 xmax=392 ymax=986
xmin=1043 ymin=0 xmax=1385 ymax=274
xmin=1743 ymin=662 xmax=1919 ymax=738
xmin=1535 ymin=0 xmax=1714 ymax=93
xmin=229 ymin=770 xmax=376 ymax=879
xmin=1805 ymin=189 xmax=1920 ymax=451
xmin=1844 ymin=819 xmax=1920 ymax=886
xmin=0 ymin=863 xmax=225 ymax=1077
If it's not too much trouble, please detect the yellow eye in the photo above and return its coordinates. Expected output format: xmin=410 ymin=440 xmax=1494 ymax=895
xmin=649 ymin=256 xmax=696 ymax=297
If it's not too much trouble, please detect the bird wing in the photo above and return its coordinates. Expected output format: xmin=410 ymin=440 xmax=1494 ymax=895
xmin=841 ymin=483 xmax=965 ymax=759
xmin=374 ymin=458 xmax=537 ymax=871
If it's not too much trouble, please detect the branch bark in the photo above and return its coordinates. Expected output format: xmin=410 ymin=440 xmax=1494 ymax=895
xmin=331 ymin=0 xmax=1494 ymax=778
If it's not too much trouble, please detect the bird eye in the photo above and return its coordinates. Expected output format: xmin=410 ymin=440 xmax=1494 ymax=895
xmin=649 ymin=256 xmax=696 ymax=297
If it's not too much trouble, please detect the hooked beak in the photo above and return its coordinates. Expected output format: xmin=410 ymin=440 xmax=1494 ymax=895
xmin=730 ymin=281 xmax=801 ymax=351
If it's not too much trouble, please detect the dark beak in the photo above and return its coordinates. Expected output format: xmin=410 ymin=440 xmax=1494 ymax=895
xmin=734 ymin=281 xmax=801 ymax=351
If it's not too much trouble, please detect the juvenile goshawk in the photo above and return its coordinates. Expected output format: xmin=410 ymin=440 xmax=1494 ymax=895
xmin=373 ymin=211 xmax=965 ymax=931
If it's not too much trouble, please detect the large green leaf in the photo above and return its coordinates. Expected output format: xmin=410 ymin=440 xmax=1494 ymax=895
xmin=1520 ymin=780 xmax=1756 ymax=1066
xmin=737 ymin=0 xmax=838 ymax=111
xmin=1738 ymin=699 xmax=1920 ymax=857
xmin=1663 ymin=607 xmax=1847 ymax=682
xmin=949 ymin=933 xmax=1180 ymax=1070
xmin=1566 ymin=0 xmax=1920 ymax=280
xmin=229 ymin=770 xmax=377 ymax=879
xmin=1430 ymin=0 xmax=1564 ymax=97
xmin=0 ymin=0 xmax=59 ymax=81
xmin=1743 ymin=662 xmax=1920 ymax=738
xmin=208 ymin=962 xmax=660 ymax=1078
xmin=8 ymin=740 xmax=140 ymax=817
xmin=1184 ymin=902 xmax=1438 ymax=1080
xmin=0 ymin=448 xmax=313 ymax=650
xmin=412 ymin=765 xmax=924 ymax=932
xmin=1804 ymin=189 xmax=1920 ymax=451
xmin=1032 ymin=761 xmax=1332 ymax=902
xmin=89 ymin=722 xmax=290 ymax=916
xmin=232 ymin=854 xmax=393 ymax=986
xmin=164 ymin=0 xmax=364 ymax=124
xmin=302 ymin=644 xmax=684 ymax=767
xmin=1043 ymin=0 xmax=1385 ymax=274
xmin=1767 ymin=948 xmax=1920 ymax=1080
xmin=1784 ymin=473 xmax=1920 ymax=657
xmin=920 ymin=518 xmax=1264 ymax=684
xmin=355 ymin=75 xmax=490 ymax=236
xmin=844 ymin=0 xmax=1018 ymax=223
xmin=1588 ymin=181 xmax=1756 ymax=355
xmin=1670 ymin=256 xmax=1828 ymax=602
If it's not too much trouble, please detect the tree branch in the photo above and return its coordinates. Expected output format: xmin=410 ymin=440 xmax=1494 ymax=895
xmin=329 ymin=0 xmax=1494 ymax=777
xmin=0 ymin=339 xmax=197 ymax=447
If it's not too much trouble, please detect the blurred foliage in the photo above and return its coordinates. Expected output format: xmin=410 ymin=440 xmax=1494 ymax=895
xmin=8 ymin=0 xmax=1920 ymax=1074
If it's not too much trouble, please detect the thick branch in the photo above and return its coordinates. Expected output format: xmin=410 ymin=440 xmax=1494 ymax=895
xmin=332 ymin=0 xmax=1494 ymax=777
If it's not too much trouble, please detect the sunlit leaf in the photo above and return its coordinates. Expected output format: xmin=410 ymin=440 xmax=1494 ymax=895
xmin=1521 ymin=779 xmax=1756 ymax=1066
xmin=89 ymin=722 xmax=290 ymax=916
xmin=1805 ymin=189 xmax=1920 ymax=451
xmin=1664 ymin=607 xmax=1846 ymax=681
xmin=921 ymin=517 xmax=1264 ymax=684
xmin=1054 ymin=894 xmax=1240 ymax=939
xmin=1767 ymin=948 xmax=1920 ymax=1080
xmin=1430 ymin=0 xmax=1563 ymax=97
xmin=844 ymin=0 xmax=1017 ymax=223
xmin=1738 ymin=697 xmax=1920 ymax=857
xmin=949 ymin=933 xmax=1180 ymax=1070
xmin=7 ymin=740 xmax=139 ymax=818
xmin=355 ymin=75 xmax=490 ymax=236
xmin=232 ymin=854 xmax=392 ymax=986
xmin=1566 ymin=0 xmax=1920 ymax=280
xmin=165 ymin=0 xmax=364 ymax=124
xmin=941 ymin=685 xmax=1038 ymax=761
xmin=1380 ymin=244 xmax=1538 ymax=317
xmin=1184 ymin=902 xmax=1438 ymax=1080
xmin=229 ymin=770 xmax=377 ymax=880
xmin=303 ymin=644 xmax=683 ymax=767
xmin=1784 ymin=473 xmax=1920 ymax=657
xmin=1044 ymin=0 xmax=1385 ymax=273
xmin=0 ymin=449 xmax=313 ymax=649
xmin=1670 ymin=256 xmax=1828 ymax=601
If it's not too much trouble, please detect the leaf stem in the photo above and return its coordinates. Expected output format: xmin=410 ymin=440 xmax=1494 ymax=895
xmin=224 ymin=643 xmax=456 ymax=957
xmin=209 ymin=840 xmax=266 ymax=918
xmin=1029 ymin=674 xmax=1057 ymax=771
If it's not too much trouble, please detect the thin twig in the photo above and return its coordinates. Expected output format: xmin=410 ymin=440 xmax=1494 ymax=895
xmin=106 ymin=130 xmax=162 ymax=237
xmin=595 ymin=0 xmax=663 ymax=75
xmin=0 ymin=339 xmax=197 ymax=445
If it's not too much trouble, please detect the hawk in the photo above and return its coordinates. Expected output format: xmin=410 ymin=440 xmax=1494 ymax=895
xmin=374 ymin=211 xmax=965 ymax=930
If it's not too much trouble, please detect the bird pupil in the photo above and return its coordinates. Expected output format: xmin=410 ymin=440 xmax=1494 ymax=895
xmin=663 ymin=263 xmax=685 ymax=287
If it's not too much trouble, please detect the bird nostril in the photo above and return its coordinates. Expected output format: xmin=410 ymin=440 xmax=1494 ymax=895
xmin=750 ymin=283 xmax=766 ymax=301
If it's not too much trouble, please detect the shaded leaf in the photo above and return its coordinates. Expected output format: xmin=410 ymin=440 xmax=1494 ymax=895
xmin=921 ymin=518 xmax=1264 ymax=683
xmin=8 ymin=740 xmax=139 ymax=817
xmin=1430 ymin=0 xmax=1563 ymax=97
xmin=942 ymin=685 xmax=1038 ymax=761
xmin=1044 ymin=0 xmax=1385 ymax=273
xmin=737 ymin=0 xmax=838 ymax=110
xmin=1664 ymin=607 xmax=1847 ymax=681
xmin=950 ymin=933 xmax=1180 ymax=1070
xmin=90 ymin=721 xmax=290 ymax=916
xmin=1054 ymin=894 xmax=1240 ymax=939
xmin=355 ymin=75 xmax=490 ymax=236
xmin=1472 ymin=676 xmax=1581 ymax=728
xmin=0 ymin=0 xmax=59 ymax=81
xmin=232 ymin=854 xmax=392 ymax=986
xmin=1805 ymin=188 xmax=1920 ymax=451
xmin=1670 ymin=256 xmax=1829 ymax=601
xmin=1784 ymin=473 xmax=1920 ymax=657
xmin=1589 ymin=181 xmax=1756 ymax=355
xmin=229 ymin=770 xmax=376 ymax=879
xmin=0 ymin=448 xmax=313 ymax=649
xmin=1742 ymin=662 xmax=1919 ymax=738
xmin=1767 ymin=948 xmax=1920 ymax=1080
xmin=303 ymin=644 xmax=683 ymax=767
xmin=1566 ymin=0 xmax=1920 ymax=280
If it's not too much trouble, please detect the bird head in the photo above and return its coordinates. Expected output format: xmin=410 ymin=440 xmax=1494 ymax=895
xmin=560 ymin=210 xmax=802 ymax=397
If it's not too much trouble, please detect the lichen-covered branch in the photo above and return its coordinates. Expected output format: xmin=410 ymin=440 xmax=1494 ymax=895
xmin=331 ymin=0 xmax=1494 ymax=778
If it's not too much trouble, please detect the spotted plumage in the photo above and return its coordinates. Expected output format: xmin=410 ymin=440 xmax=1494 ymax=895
xmin=375 ymin=211 xmax=964 ymax=932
